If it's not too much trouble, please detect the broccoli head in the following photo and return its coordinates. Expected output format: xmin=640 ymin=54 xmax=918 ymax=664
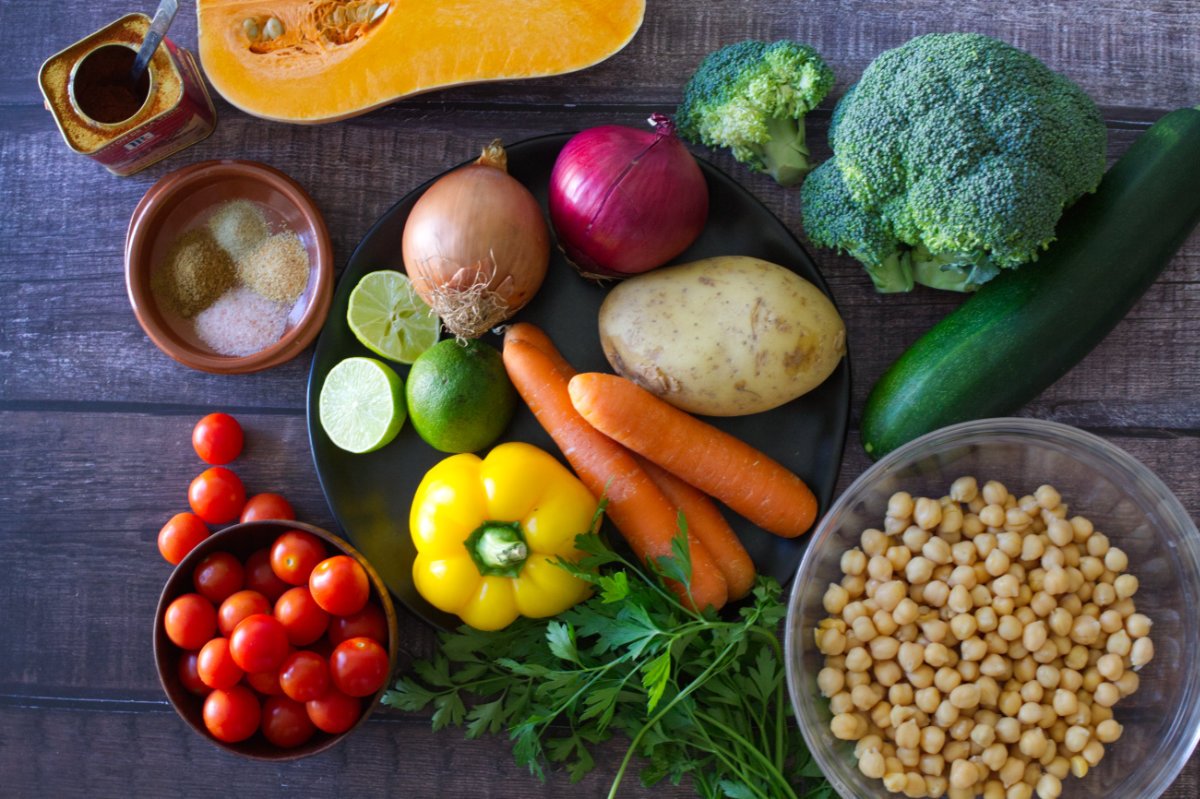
xmin=802 ymin=33 xmax=1107 ymax=292
xmin=676 ymin=40 xmax=834 ymax=186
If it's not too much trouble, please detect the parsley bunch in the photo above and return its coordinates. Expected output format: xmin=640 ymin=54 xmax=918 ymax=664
xmin=384 ymin=530 xmax=832 ymax=799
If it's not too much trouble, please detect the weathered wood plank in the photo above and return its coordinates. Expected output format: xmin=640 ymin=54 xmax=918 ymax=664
xmin=0 ymin=705 xmax=694 ymax=798
xmin=6 ymin=0 xmax=1199 ymax=110
xmin=2 ymin=110 xmax=1198 ymax=436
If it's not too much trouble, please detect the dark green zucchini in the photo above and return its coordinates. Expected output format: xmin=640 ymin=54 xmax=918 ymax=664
xmin=861 ymin=106 xmax=1200 ymax=459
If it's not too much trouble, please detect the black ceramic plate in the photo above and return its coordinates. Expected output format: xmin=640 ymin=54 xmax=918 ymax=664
xmin=307 ymin=133 xmax=850 ymax=629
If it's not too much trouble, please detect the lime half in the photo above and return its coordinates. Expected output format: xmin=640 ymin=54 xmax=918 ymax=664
xmin=319 ymin=357 xmax=406 ymax=454
xmin=347 ymin=270 xmax=440 ymax=364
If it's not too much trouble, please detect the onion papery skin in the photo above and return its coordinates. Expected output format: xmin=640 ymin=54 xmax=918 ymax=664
xmin=402 ymin=145 xmax=550 ymax=339
xmin=549 ymin=116 xmax=709 ymax=278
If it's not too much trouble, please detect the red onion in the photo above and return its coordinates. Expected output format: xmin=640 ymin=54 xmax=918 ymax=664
xmin=549 ymin=114 xmax=708 ymax=278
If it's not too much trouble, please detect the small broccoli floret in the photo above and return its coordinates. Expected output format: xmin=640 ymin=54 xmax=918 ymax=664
xmin=804 ymin=33 xmax=1107 ymax=292
xmin=676 ymin=40 xmax=834 ymax=186
xmin=800 ymin=159 xmax=913 ymax=292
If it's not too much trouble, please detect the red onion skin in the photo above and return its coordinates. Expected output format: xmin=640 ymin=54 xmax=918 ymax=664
xmin=549 ymin=116 xmax=709 ymax=278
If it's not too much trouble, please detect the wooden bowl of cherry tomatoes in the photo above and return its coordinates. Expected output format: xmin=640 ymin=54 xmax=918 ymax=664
xmin=153 ymin=520 xmax=398 ymax=759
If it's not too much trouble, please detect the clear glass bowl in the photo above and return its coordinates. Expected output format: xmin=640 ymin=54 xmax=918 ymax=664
xmin=785 ymin=418 xmax=1200 ymax=798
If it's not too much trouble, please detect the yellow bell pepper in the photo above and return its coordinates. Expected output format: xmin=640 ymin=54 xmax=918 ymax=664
xmin=410 ymin=441 xmax=598 ymax=631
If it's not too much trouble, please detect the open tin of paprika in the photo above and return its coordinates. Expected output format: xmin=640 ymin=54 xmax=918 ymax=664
xmin=38 ymin=13 xmax=216 ymax=177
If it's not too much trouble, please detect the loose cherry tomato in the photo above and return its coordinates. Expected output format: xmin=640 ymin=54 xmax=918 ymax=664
xmin=193 ymin=551 xmax=244 ymax=604
xmin=164 ymin=593 xmax=217 ymax=650
xmin=192 ymin=413 xmax=244 ymax=465
xmin=244 ymin=548 xmax=289 ymax=602
xmin=270 ymin=531 xmax=326 ymax=586
xmin=179 ymin=651 xmax=210 ymax=696
xmin=188 ymin=467 xmax=246 ymax=524
xmin=327 ymin=603 xmax=388 ymax=646
xmin=305 ymin=689 xmax=361 ymax=734
xmin=274 ymin=586 xmax=329 ymax=647
xmin=157 ymin=512 xmax=209 ymax=565
xmin=330 ymin=637 xmax=390 ymax=697
xmin=203 ymin=685 xmax=260 ymax=743
xmin=240 ymin=493 xmax=296 ymax=523
xmin=218 ymin=590 xmax=272 ymax=637
xmin=229 ymin=614 xmax=290 ymax=674
xmin=261 ymin=695 xmax=316 ymax=748
xmin=309 ymin=556 xmax=369 ymax=617
xmin=245 ymin=668 xmax=284 ymax=696
xmin=279 ymin=650 xmax=331 ymax=703
xmin=197 ymin=637 xmax=244 ymax=690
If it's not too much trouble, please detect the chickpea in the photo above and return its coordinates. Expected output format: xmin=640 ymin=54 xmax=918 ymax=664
xmin=1130 ymin=636 xmax=1155 ymax=670
xmin=862 ymin=528 xmax=890 ymax=556
xmin=944 ymin=682 xmax=978 ymax=710
xmin=903 ymin=772 xmax=928 ymax=798
xmin=1081 ymin=738 xmax=1105 ymax=767
xmin=903 ymin=525 xmax=931 ymax=553
xmin=882 ymin=772 xmax=907 ymax=793
xmin=935 ymin=699 xmax=960 ymax=727
xmin=940 ymin=506 xmax=965 ymax=536
xmin=1069 ymin=615 xmax=1101 ymax=646
xmin=1036 ymin=665 xmax=1061 ymax=690
xmin=1079 ymin=556 xmax=1105 ymax=582
xmin=998 ymin=755 xmax=1026 ymax=788
xmin=1019 ymin=727 xmax=1048 ymax=760
xmin=869 ymin=635 xmax=901 ymax=662
xmin=920 ymin=724 xmax=946 ymax=755
xmin=887 ymin=545 xmax=913 ymax=572
xmin=1051 ymin=689 xmax=1078 ymax=717
xmin=1006 ymin=508 xmax=1033 ymax=531
xmin=1093 ymin=682 xmax=1119 ymax=708
xmin=888 ymin=492 xmax=915 ymax=520
xmin=1113 ymin=574 xmax=1139 ymax=600
xmin=1022 ymin=535 xmax=1046 ymax=563
xmin=1107 ymin=630 xmax=1133 ymax=658
xmin=816 ymin=627 xmax=847 ymax=656
xmin=997 ymin=615 xmax=1023 ymax=642
xmin=914 ymin=497 xmax=944 ymax=531
xmin=934 ymin=666 xmax=963 ymax=694
xmin=994 ymin=574 xmax=1021 ymax=599
xmin=875 ymin=660 xmax=903 ymax=689
xmin=817 ymin=667 xmax=845 ymax=697
xmin=980 ymin=504 xmax=1007 ymax=529
xmin=851 ymin=683 xmax=881 ymax=711
xmin=1035 ymin=772 xmax=1062 ymax=799
xmin=859 ymin=748 xmax=886 ymax=778
xmin=909 ymin=664 xmax=936 ymax=690
xmin=1022 ymin=621 xmax=1048 ymax=653
xmin=846 ymin=647 xmax=873 ymax=673
xmin=1069 ymin=755 xmax=1088 ymax=778
xmin=876 ymin=580 xmax=908 ymax=612
xmin=868 ymin=554 xmax=895 ymax=582
xmin=1063 ymin=725 xmax=1090 ymax=753
xmin=1104 ymin=547 xmax=1129 ymax=573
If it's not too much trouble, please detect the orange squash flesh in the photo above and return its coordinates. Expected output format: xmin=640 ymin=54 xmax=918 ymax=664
xmin=197 ymin=0 xmax=646 ymax=123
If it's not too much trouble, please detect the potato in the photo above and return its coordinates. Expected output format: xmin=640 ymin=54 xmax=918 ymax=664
xmin=598 ymin=256 xmax=846 ymax=416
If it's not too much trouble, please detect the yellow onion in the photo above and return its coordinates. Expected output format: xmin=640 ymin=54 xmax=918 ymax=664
xmin=402 ymin=141 xmax=550 ymax=339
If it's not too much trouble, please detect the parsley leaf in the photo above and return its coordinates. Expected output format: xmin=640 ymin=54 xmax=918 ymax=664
xmin=382 ymin=529 xmax=827 ymax=799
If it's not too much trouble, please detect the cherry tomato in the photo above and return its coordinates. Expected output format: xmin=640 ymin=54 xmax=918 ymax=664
xmin=245 ymin=668 xmax=284 ymax=696
xmin=274 ymin=586 xmax=329 ymax=647
xmin=240 ymin=493 xmax=296 ymax=523
xmin=279 ymin=650 xmax=331 ymax=703
xmin=192 ymin=413 xmax=244 ymax=465
xmin=309 ymin=556 xmax=369 ymax=617
xmin=244 ymin=548 xmax=289 ymax=602
xmin=218 ymin=590 xmax=272 ymax=637
xmin=229 ymin=614 xmax=290 ymax=674
xmin=178 ymin=651 xmax=210 ymax=696
xmin=271 ymin=531 xmax=326 ymax=586
xmin=164 ymin=593 xmax=217 ymax=650
xmin=157 ymin=512 xmax=209 ymax=565
xmin=305 ymin=688 xmax=362 ymax=734
xmin=330 ymin=637 xmax=390 ymax=697
xmin=188 ymin=467 xmax=246 ymax=524
xmin=261 ymin=695 xmax=316 ymax=748
xmin=193 ymin=551 xmax=244 ymax=604
xmin=328 ymin=603 xmax=388 ymax=646
xmin=203 ymin=685 xmax=260 ymax=743
xmin=197 ymin=637 xmax=244 ymax=690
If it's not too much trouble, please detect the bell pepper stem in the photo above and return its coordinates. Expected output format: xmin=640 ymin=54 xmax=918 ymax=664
xmin=466 ymin=521 xmax=530 ymax=577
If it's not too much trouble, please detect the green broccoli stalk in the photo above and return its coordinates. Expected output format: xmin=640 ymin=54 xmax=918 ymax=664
xmin=676 ymin=40 xmax=834 ymax=186
xmin=801 ymin=33 xmax=1108 ymax=292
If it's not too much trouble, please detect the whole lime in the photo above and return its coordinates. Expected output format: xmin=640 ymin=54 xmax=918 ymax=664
xmin=405 ymin=339 xmax=517 ymax=453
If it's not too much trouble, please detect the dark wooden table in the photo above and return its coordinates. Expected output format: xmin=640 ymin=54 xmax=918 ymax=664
xmin=3 ymin=1 xmax=1197 ymax=796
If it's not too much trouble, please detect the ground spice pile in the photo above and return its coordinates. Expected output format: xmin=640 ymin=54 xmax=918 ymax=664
xmin=150 ymin=229 xmax=236 ymax=318
xmin=150 ymin=198 xmax=313 ymax=357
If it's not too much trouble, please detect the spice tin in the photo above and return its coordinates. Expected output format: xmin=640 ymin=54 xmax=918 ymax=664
xmin=39 ymin=14 xmax=216 ymax=177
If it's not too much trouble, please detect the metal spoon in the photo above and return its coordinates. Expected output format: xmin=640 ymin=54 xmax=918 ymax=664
xmin=130 ymin=0 xmax=180 ymax=84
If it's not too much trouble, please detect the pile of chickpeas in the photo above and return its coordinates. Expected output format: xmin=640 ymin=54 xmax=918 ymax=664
xmin=814 ymin=478 xmax=1155 ymax=799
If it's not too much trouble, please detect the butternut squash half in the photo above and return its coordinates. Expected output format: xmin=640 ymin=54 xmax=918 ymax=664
xmin=197 ymin=0 xmax=646 ymax=123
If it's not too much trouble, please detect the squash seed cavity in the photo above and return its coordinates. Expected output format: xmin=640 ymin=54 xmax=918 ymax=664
xmin=240 ymin=1 xmax=389 ymax=53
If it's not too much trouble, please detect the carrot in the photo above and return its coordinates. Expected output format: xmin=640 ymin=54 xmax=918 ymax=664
xmin=568 ymin=372 xmax=818 ymax=538
xmin=502 ymin=333 xmax=728 ymax=611
xmin=636 ymin=456 xmax=756 ymax=600
xmin=503 ymin=322 xmax=575 ymax=377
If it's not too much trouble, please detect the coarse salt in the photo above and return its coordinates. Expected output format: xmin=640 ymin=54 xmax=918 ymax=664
xmin=195 ymin=286 xmax=289 ymax=356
